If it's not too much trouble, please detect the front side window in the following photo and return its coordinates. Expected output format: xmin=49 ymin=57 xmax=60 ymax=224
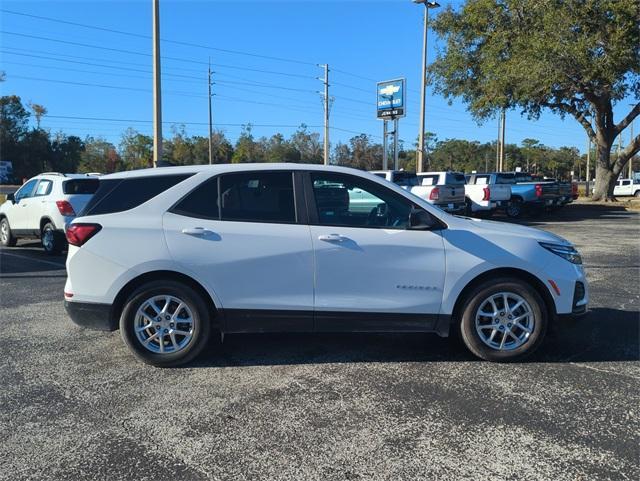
xmin=14 ymin=179 xmax=38 ymax=202
xmin=311 ymin=172 xmax=412 ymax=229
xmin=219 ymin=171 xmax=295 ymax=223
xmin=33 ymin=180 xmax=53 ymax=197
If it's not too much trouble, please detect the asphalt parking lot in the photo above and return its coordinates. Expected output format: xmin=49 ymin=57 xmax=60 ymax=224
xmin=1 ymin=203 xmax=638 ymax=481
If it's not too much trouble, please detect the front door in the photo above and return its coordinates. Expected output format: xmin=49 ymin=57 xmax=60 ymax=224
xmin=10 ymin=179 xmax=39 ymax=231
xmin=306 ymin=171 xmax=446 ymax=331
xmin=163 ymin=170 xmax=314 ymax=332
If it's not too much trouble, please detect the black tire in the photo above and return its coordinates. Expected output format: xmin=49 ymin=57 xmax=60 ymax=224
xmin=0 ymin=217 xmax=17 ymax=247
xmin=120 ymin=280 xmax=212 ymax=367
xmin=41 ymin=222 xmax=64 ymax=255
xmin=464 ymin=198 xmax=473 ymax=216
xmin=505 ymin=199 xmax=523 ymax=218
xmin=459 ymin=277 xmax=548 ymax=362
xmin=634 ymin=190 xmax=640 ymax=198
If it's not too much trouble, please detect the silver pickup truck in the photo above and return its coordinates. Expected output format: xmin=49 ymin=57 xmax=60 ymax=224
xmin=371 ymin=170 xmax=466 ymax=214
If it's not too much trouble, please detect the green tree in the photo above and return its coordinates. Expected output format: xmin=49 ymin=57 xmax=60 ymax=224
xmin=429 ymin=0 xmax=640 ymax=200
xmin=290 ymin=124 xmax=322 ymax=164
xmin=1 ymin=95 xmax=30 ymax=163
xmin=232 ymin=124 xmax=264 ymax=163
xmin=80 ymin=136 xmax=121 ymax=174
xmin=264 ymin=133 xmax=300 ymax=163
xmin=120 ymin=128 xmax=153 ymax=170
xmin=51 ymin=133 xmax=84 ymax=173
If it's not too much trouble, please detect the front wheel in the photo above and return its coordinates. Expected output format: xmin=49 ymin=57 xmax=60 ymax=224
xmin=120 ymin=280 xmax=212 ymax=367
xmin=0 ymin=217 xmax=17 ymax=247
xmin=459 ymin=278 xmax=548 ymax=362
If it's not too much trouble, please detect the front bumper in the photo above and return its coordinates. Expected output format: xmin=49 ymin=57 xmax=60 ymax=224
xmin=65 ymin=300 xmax=117 ymax=331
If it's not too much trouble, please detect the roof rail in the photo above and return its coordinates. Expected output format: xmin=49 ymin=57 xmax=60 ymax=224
xmin=40 ymin=172 xmax=66 ymax=177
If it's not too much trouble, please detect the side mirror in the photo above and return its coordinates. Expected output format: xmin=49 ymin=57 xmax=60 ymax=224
xmin=6 ymin=193 xmax=15 ymax=204
xmin=408 ymin=209 xmax=436 ymax=230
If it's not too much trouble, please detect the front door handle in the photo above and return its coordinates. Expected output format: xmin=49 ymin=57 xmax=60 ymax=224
xmin=181 ymin=227 xmax=210 ymax=236
xmin=318 ymin=234 xmax=345 ymax=242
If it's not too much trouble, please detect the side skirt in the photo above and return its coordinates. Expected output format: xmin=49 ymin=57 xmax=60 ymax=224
xmin=222 ymin=309 xmax=450 ymax=337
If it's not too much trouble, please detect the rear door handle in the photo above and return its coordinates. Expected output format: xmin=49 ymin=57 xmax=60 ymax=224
xmin=181 ymin=227 xmax=210 ymax=236
xmin=318 ymin=234 xmax=345 ymax=242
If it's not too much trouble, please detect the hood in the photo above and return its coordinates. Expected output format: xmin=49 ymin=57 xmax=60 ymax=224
xmin=447 ymin=216 xmax=570 ymax=245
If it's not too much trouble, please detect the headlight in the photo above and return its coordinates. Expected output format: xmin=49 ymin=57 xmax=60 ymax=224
xmin=539 ymin=242 xmax=582 ymax=264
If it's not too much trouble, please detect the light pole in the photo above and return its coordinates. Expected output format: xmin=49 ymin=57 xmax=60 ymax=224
xmin=152 ymin=0 xmax=163 ymax=167
xmin=414 ymin=0 xmax=440 ymax=173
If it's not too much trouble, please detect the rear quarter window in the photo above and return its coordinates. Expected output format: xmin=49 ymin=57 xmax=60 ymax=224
xmin=80 ymin=174 xmax=192 ymax=216
xmin=63 ymin=178 xmax=100 ymax=195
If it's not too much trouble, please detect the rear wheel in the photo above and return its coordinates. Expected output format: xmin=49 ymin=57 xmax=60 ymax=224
xmin=0 ymin=217 xmax=17 ymax=247
xmin=120 ymin=280 xmax=212 ymax=367
xmin=459 ymin=277 xmax=548 ymax=361
xmin=505 ymin=199 xmax=523 ymax=218
xmin=41 ymin=222 xmax=64 ymax=255
xmin=634 ymin=190 xmax=640 ymax=198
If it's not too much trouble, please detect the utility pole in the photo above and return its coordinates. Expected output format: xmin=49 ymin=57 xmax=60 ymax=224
xmin=496 ymin=114 xmax=501 ymax=172
xmin=382 ymin=120 xmax=388 ymax=170
xmin=414 ymin=0 xmax=440 ymax=173
xmin=152 ymin=0 xmax=163 ymax=167
xmin=208 ymin=59 xmax=214 ymax=165
xmin=319 ymin=64 xmax=330 ymax=165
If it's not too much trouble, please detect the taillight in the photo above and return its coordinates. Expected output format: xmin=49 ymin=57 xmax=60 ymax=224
xmin=429 ymin=187 xmax=440 ymax=201
xmin=535 ymin=184 xmax=543 ymax=198
xmin=482 ymin=186 xmax=491 ymax=201
xmin=66 ymin=223 xmax=101 ymax=247
xmin=56 ymin=200 xmax=76 ymax=216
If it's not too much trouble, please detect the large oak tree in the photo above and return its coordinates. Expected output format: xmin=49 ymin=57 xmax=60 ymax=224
xmin=428 ymin=0 xmax=639 ymax=200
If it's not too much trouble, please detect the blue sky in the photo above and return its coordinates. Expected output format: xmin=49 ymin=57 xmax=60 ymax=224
xmin=0 ymin=0 xmax=633 ymax=153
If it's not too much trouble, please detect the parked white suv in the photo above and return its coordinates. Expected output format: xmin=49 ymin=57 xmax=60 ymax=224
xmin=64 ymin=164 xmax=588 ymax=366
xmin=0 ymin=173 xmax=99 ymax=254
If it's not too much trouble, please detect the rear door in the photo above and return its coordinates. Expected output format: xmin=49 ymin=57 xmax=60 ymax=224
xmin=163 ymin=170 xmax=315 ymax=332
xmin=306 ymin=171 xmax=446 ymax=331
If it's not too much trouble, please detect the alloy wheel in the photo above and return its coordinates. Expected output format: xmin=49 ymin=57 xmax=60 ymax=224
xmin=134 ymin=295 xmax=195 ymax=354
xmin=474 ymin=291 xmax=535 ymax=351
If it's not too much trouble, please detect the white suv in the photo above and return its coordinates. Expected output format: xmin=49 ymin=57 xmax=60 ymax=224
xmin=64 ymin=164 xmax=588 ymax=366
xmin=0 ymin=173 xmax=99 ymax=254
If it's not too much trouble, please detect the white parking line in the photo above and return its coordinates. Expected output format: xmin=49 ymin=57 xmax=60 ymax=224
xmin=0 ymin=251 xmax=67 ymax=269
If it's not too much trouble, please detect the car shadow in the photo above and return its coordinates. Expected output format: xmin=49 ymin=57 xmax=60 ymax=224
xmin=188 ymin=307 xmax=639 ymax=368
xmin=0 ymin=245 xmax=66 ymax=275
xmin=492 ymin=203 xmax=636 ymax=225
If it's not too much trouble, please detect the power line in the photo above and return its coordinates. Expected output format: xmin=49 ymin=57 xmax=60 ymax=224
xmin=1 ymin=9 xmax=317 ymax=66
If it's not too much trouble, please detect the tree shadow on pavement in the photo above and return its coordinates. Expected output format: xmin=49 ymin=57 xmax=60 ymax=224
xmin=190 ymin=307 xmax=639 ymax=368
xmin=494 ymin=203 xmax=636 ymax=226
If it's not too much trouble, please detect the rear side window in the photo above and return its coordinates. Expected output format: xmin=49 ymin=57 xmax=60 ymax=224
xmin=81 ymin=174 xmax=192 ymax=216
xmin=496 ymin=174 xmax=515 ymax=184
xmin=34 ymin=180 xmax=53 ymax=196
xmin=446 ymin=173 xmax=466 ymax=185
xmin=63 ymin=178 xmax=99 ymax=195
xmin=171 ymin=177 xmax=219 ymax=220
xmin=419 ymin=175 xmax=439 ymax=186
xmin=474 ymin=176 xmax=489 ymax=185
xmin=219 ymin=171 xmax=295 ymax=223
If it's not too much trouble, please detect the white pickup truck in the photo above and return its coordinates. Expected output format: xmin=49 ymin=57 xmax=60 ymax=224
xmin=464 ymin=173 xmax=513 ymax=216
xmin=371 ymin=170 xmax=466 ymax=214
xmin=613 ymin=178 xmax=640 ymax=197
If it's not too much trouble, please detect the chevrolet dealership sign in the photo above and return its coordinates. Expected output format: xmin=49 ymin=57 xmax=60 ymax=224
xmin=376 ymin=78 xmax=406 ymax=119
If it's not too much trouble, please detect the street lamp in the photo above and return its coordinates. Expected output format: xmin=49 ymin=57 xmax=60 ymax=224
xmin=413 ymin=0 xmax=440 ymax=173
